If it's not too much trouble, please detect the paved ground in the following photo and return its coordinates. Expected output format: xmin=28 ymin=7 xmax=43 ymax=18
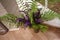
xmin=0 ymin=27 xmax=60 ymax=40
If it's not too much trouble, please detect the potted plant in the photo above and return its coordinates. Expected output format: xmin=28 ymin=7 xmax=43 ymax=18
xmin=16 ymin=1 xmax=48 ymax=33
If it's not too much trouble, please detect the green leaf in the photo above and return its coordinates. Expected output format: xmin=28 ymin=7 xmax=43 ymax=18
xmin=39 ymin=24 xmax=48 ymax=32
xmin=41 ymin=10 xmax=58 ymax=21
xmin=0 ymin=13 xmax=17 ymax=23
xmin=28 ymin=1 xmax=37 ymax=24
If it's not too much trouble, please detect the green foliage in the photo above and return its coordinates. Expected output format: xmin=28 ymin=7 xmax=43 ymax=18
xmin=0 ymin=13 xmax=17 ymax=23
xmin=28 ymin=1 xmax=48 ymax=32
xmin=30 ymin=1 xmax=37 ymax=13
xmin=17 ymin=13 xmax=24 ymax=18
xmin=41 ymin=10 xmax=58 ymax=21
xmin=32 ymin=24 xmax=48 ymax=32
xmin=28 ymin=1 xmax=37 ymax=24
xmin=39 ymin=24 xmax=48 ymax=32
xmin=35 ymin=0 xmax=45 ymax=5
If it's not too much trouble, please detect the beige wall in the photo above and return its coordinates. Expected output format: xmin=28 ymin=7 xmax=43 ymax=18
xmin=0 ymin=0 xmax=20 ymax=15
xmin=0 ymin=3 xmax=7 ymax=16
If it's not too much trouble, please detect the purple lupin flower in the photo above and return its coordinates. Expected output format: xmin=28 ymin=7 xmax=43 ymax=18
xmin=24 ymin=15 xmax=31 ymax=27
xmin=24 ymin=20 xmax=31 ymax=27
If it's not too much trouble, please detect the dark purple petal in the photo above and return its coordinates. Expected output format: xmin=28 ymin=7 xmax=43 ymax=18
xmin=33 ymin=9 xmax=41 ymax=19
xmin=24 ymin=15 xmax=29 ymax=20
xmin=16 ymin=18 xmax=24 ymax=22
xmin=33 ymin=9 xmax=42 ymax=24
xmin=35 ymin=19 xmax=42 ymax=24
xmin=24 ymin=19 xmax=31 ymax=27
xmin=24 ymin=14 xmax=32 ymax=27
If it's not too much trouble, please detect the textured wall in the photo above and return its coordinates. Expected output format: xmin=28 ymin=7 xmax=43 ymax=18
xmin=0 ymin=3 xmax=7 ymax=16
xmin=0 ymin=0 xmax=20 ymax=15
